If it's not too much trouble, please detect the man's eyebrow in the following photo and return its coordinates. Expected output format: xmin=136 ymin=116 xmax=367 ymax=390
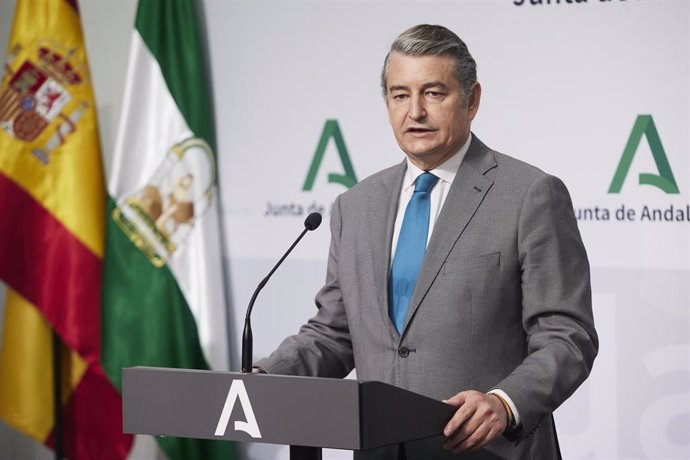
xmin=388 ymin=85 xmax=409 ymax=93
xmin=421 ymin=81 xmax=449 ymax=91
xmin=388 ymin=81 xmax=450 ymax=92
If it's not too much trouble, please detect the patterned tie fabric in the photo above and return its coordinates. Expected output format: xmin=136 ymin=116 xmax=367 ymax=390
xmin=389 ymin=172 xmax=439 ymax=334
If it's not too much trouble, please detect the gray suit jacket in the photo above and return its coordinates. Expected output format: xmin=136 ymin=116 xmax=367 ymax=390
xmin=257 ymin=136 xmax=598 ymax=459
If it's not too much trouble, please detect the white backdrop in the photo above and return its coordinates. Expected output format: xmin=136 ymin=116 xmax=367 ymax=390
xmin=210 ymin=1 xmax=689 ymax=459
xmin=0 ymin=1 xmax=688 ymax=459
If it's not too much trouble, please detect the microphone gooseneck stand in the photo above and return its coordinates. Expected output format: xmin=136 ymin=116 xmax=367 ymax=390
xmin=240 ymin=212 xmax=323 ymax=460
xmin=241 ymin=212 xmax=322 ymax=374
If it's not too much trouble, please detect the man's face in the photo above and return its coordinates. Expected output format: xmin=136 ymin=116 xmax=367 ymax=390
xmin=385 ymin=52 xmax=480 ymax=170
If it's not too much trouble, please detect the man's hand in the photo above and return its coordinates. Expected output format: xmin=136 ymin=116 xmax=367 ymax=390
xmin=442 ymin=390 xmax=507 ymax=454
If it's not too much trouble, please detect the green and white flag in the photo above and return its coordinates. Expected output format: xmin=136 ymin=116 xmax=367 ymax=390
xmin=101 ymin=1 xmax=235 ymax=459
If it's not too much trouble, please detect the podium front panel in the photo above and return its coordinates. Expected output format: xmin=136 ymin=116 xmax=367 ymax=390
xmin=123 ymin=367 xmax=362 ymax=449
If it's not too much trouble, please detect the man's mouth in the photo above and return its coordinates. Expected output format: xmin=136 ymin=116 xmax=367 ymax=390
xmin=406 ymin=127 xmax=435 ymax=133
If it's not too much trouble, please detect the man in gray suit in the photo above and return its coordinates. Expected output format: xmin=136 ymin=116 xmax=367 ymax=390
xmin=257 ymin=24 xmax=598 ymax=459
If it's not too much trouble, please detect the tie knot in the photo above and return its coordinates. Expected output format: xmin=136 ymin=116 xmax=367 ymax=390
xmin=414 ymin=172 xmax=439 ymax=193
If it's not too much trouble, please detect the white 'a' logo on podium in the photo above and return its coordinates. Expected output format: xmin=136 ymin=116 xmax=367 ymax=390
xmin=214 ymin=380 xmax=262 ymax=438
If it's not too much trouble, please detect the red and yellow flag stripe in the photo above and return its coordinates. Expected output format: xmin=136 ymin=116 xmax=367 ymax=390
xmin=0 ymin=0 xmax=132 ymax=458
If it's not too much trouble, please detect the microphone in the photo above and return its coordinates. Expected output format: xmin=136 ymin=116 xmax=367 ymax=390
xmin=241 ymin=212 xmax=322 ymax=373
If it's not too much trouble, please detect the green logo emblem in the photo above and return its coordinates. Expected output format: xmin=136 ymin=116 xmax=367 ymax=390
xmin=609 ymin=115 xmax=679 ymax=194
xmin=303 ymin=119 xmax=358 ymax=191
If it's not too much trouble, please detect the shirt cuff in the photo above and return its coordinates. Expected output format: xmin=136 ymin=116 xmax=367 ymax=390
xmin=488 ymin=389 xmax=521 ymax=428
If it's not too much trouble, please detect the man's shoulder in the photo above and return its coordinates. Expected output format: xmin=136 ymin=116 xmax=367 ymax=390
xmin=359 ymin=162 xmax=403 ymax=187
xmin=484 ymin=148 xmax=576 ymax=215
xmin=492 ymin=149 xmax=548 ymax=182
xmin=467 ymin=137 xmax=572 ymax=202
xmin=464 ymin=135 xmax=549 ymax=183
xmin=339 ymin=161 xmax=403 ymax=200
xmin=481 ymin=144 xmax=570 ymax=196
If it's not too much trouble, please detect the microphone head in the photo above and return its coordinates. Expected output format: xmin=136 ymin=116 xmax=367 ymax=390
xmin=304 ymin=212 xmax=322 ymax=231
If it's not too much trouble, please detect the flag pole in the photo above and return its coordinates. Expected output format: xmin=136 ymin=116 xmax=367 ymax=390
xmin=52 ymin=330 xmax=63 ymax=460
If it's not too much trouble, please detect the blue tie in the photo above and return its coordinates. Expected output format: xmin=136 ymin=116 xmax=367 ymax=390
xmin=389 ymin=172 xmax=439 ymax=334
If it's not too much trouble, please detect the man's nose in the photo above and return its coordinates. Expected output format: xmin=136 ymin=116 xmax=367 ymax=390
xmin=408 ymin=95 xmax=427 ymax=121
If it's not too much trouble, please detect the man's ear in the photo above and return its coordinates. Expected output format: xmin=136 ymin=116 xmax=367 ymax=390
xmin=468 ymin=82 xmax=482 ymax=120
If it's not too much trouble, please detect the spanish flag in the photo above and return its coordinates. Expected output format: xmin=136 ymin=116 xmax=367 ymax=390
xmin=0 ymin=1 xmax=133 ymax=458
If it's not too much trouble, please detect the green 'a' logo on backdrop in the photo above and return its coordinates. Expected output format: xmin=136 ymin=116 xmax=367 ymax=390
xmin=608 ymin=115 xmax=679 ymax=194
xmin=303 ymin=119 xmax=358 ymax=191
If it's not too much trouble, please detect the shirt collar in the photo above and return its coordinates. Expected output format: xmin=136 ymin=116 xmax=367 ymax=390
xmin=403 ymin=133 xmax=472 ymax=191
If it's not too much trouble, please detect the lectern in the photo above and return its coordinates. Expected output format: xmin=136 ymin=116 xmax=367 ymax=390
xmin=123 ymin=367 xmax=455 ymax=459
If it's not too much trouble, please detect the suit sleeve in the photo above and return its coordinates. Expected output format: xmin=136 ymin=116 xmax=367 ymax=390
xmin=494 ymin=174 xmax=598 ymax=440
xmin=254 ymin=195 xmax=355 ymax=378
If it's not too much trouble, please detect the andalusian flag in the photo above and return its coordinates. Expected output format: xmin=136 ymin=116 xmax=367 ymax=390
xmin=0 ymin=0 xmax=133 ymax=458
xmin=101 ymin=0 xmax=234 ymax=459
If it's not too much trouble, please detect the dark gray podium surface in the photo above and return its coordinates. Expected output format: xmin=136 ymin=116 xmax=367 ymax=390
xmin=123 ymin=367 xmax=455 ymax=451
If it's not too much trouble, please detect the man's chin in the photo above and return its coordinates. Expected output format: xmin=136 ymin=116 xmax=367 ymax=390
xmin=401 ymin=145 xmax=440 ymax=160
xmin=401 ymin=151 xmax=445 ymax=168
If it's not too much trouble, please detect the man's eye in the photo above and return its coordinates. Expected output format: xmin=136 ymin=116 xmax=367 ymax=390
xmin=426 ymin=91 xmax=444 ymax=98
xmin=392 ymin=94 xmax=408 ymax=100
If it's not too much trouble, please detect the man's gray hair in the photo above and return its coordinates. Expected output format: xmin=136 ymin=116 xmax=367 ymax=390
xmin=380 ymin=24 xmax=477 ymax=100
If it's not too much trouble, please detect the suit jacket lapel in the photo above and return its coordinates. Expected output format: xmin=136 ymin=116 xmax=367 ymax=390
xmin=369 ymin=161 xmax=406 ymax=327
xmin=402 ymin=136 xmax=497 ymax=337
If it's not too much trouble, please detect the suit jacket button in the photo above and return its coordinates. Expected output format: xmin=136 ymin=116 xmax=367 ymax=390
xmin=398 ymin=347 xmax=410 ymax=358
